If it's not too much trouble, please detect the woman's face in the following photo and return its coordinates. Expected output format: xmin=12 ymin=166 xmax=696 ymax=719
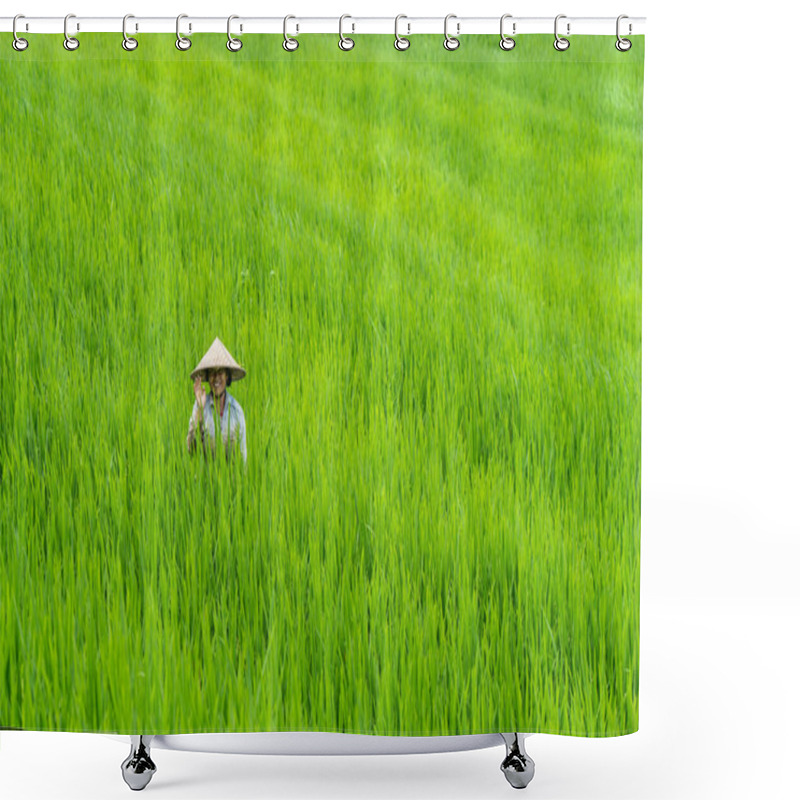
xmin=208 ymin=369 xmax=227 ymax=398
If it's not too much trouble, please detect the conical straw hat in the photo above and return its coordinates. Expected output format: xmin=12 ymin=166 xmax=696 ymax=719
xmin=190 ymin=337 xmax=246 ymax=383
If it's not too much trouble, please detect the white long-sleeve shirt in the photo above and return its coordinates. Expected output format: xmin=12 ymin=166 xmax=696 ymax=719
xmin=187 ymin=390 xmax=247 ymax=464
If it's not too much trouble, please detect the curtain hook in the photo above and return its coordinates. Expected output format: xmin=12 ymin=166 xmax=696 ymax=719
xmin=122 ymin=14 xmax=138 ymax=51
xmin=64 ymin=13 xmax=80 ymax=51
xmin=499 ymin=14 xmax=515 ymax=50
xmin=12 ymin=14 xmax=28 ymax=51
xmin=227 ymin=15 xmax=243 ymax=51
xmin=339 ymin=14 xmax=354 ymax=51
xmin=615 ymin=14 xmax=632 ymax=51
xmin=176 ymin=13 xmax=192 ymax=51
xmin=283 ymin=15 xmax=299 ymax=51
xmin=554 ymin=14 xmax=570 ymax=51
xmin=443 ymin=13 xmax=460 ymax=51
xmin=394 ymin=14 xmax=410 ymax=51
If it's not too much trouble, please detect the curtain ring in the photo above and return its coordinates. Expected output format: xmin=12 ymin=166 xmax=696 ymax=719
xmin=499 ymin=14 xmax=515 ymax=50
xmin=64 ymin=13 xmax=79 ymax=51
xmin=12 ymin=14 xmax=28 ymax=51
xmin=283 ymin=15 xmax=299 ymax=51
xmin=227 ymin=15 xmax=243 ymax=51
xmin=615 ymin=14 xmax=632 ymax=51
xmin=443 ymin=14 xmax=460 ymax=51
xmin=339 ymin=14 xmax=354 ymax=51
xmin=394 ymin=14 xmax=410 ymax=51
xmin=554 ymin=14 xmax=570 ymax=51
xmin=122 ymin=14 xmax=138 ymax=51
xmin=176 ymin=14 xmax=191 ymax=51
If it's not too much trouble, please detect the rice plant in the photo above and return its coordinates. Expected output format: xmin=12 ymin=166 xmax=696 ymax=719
xmin=0 ymin=34 xmax=643 ymax=735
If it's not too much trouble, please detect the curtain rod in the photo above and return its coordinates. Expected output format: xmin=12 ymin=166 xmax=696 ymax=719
xmin=1 ymin=16 xmax=646 ymax=37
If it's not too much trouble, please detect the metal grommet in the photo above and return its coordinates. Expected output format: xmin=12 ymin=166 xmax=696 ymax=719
xmin=122 ymin=14 xmax=138 ymax=51
xmin=554 ymin=14 xmax=570 ymax=51
xmin=227 ymin=15 xmax=243 ymax=51
xmin=176 ymin=13 xmax=191 ymax=50
xmin=283 ymin=15 xmax=299 ymax=51
xmin=615 ymin=14 xmax=632 ymax=51
xmin=443 ymin=13 xmax=460 ymax=50
xmin=339 ymin=14 xmax=354 ymax=51
xmin=499 ymin=13 xmax=515 ymax=50
xmin=394 ymin=14 xmax=410 ymax=51
xmin=12 ymin=14 xmax=28 ymax=51
xmin=63 ymin=13 xmax=79 ymax=51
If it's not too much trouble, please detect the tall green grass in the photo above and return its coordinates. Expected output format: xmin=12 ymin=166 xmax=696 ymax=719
xmin=0 ymin=34 xmax=643 ymax=735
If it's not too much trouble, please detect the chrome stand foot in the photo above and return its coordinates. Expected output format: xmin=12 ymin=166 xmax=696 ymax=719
xmin=500 ymin=733 xmax=535 ymax=789
xmin=121 ymin=735 xmax=157 ymax=791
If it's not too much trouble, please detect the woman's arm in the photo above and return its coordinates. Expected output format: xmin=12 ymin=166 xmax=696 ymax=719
xmin=239 ymin=410 xmax=247 ymax=464
xmin=187 ymin=402 xmax=206 ymax=453
xmin=187 ymin=377 xmax=208 ymax=454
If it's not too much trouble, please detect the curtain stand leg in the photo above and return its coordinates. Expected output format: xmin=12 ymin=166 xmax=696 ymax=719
xmin=500 ymin=732 xmax=535 ymax=789
xmin=121 ymin=734 xmax=157 ymax=791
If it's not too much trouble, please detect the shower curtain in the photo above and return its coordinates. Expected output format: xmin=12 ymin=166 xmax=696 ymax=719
xmin=0 ymin=31 xmax=643 ymax=738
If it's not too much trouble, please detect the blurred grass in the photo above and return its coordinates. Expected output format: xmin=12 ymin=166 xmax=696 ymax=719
xmin=0 ymin=35 xmax=642 ymax=735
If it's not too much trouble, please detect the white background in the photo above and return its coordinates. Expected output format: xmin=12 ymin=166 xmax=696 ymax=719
xmin=2 ymin=1 xmax=799 ymax=798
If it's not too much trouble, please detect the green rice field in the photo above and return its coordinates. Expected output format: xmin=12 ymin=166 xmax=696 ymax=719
xmin=0 ymin=34 xmax=643 ymax=736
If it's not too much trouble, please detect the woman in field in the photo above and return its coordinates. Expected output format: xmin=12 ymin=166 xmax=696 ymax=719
xmin=187 ymin=337 xmax=247 ymax=464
